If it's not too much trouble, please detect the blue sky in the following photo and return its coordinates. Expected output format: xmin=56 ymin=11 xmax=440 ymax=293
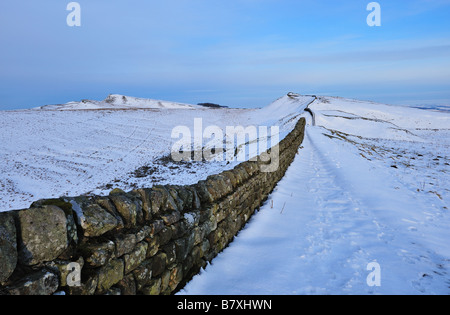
xmin=1 ymin=0 xmax=450 ymax=109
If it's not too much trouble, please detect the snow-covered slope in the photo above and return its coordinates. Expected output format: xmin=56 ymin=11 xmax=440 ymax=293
xmin=254 ymin=94 xmax=315 ymax=126
xmin=0 ymin=94 xmax=311 ymax=211
xmin=0 ymin=108 xmax=244 ymax=211
xmin=313 ymin=96 xmax=449 ymax=140
xmin=180 ymin=95 xmax=450 ymax=295
xmin=34 ymin=94 xmax=200 ymax=111
xmin=2 ymin=93 xmax=450 ymax=294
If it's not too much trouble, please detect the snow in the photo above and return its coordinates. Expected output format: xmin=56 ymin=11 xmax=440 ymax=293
xmin=0 ymin=94 xmax=310 ymax=211
xmin=33 ymin=94 xmax=201 ymax=111
xmin=255 ymin=94 xmax=315 ymax=127
xmin=1 ymin=92 xmax=449 ymax=294
xmin=0 ymin=108 xmax=244 ymax=210
xmin=179 ymin=96 xmax=450 ymax=295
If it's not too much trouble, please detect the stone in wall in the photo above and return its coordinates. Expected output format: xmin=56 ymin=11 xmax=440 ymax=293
xmin=16 ymin=206 xmax=69 ymax=266
xmin=30 ymin=198 xmax=79 ymax=247
xmin=68 ymin=197 xmax=118 ymax=238
xmin=82 ymin=240 xmax=115 ymax=267
xmin=151 ymin=186 xmax=178 ymax=214
xmin=0 ymin=212 xmax=17 ymax=284
xmin=96 ymin=258 xmax=124 ymax=293
xmin=132 ymin=188 xmax=153 ymax=221
xmin=109 ymin=190 xmax=143 ymax=228
xmin=124 ymin=242 xmax=148 ymax=274
xmin=6 ymin=269 xmax=59 ymax=295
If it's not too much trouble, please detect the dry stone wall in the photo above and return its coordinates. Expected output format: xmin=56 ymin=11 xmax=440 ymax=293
xmin=0 ymin=118 xmax=306 ymax=295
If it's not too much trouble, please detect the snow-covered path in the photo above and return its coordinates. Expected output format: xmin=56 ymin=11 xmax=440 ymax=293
xmin=180 ymin=126 xmax=450 ymax=295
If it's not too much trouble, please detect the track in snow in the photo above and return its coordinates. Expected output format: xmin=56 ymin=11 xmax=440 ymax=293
xmin=180 ymin=127 xmax=450 ymax=295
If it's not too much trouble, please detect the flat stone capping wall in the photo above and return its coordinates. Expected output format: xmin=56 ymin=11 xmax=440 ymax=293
xmin=0 ymin=118 xmax=306 ymax=295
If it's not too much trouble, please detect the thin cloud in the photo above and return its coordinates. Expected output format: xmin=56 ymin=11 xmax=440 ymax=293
xmin=259 ymin=44 xmax=450 ymax=65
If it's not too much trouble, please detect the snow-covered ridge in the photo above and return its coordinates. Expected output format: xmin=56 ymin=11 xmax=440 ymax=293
xmin=33 ymin=94 xmax=200 ymax=111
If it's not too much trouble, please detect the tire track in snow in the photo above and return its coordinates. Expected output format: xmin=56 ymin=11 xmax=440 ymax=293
xmin=181 ymin=128 xmax=385 ymax=294
xmin=181 ymin=127 xmax=450 ymax=295
xmin=287 ymin=130 xmax=386 ymax=293
xmin=305 ymin=128 xmax=450 ymax=294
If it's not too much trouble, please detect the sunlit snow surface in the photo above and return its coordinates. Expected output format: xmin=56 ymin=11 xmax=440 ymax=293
xmin=1 ymin=94 xmax=449 ymax=294
xmin=179 ymin=96 xmax=450 ymax=295
xmin=0 ymin=94 xmax=312 ymax=211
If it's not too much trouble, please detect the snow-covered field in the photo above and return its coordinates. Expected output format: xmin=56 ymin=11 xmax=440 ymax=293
xmin=180 ymin=96 xmax=450 ymax=295
xmin=1 ymin=93 xmax=449 ymax=294
xmin=0 ymin=94 xmax=312 ymax=211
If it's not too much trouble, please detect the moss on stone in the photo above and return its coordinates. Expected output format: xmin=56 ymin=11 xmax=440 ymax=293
xmin=32 ymin=198 xmax=73 ymax=214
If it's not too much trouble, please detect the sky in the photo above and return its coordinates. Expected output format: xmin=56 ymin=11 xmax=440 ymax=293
xmin=1 ymin=0 xmax=450 ymax=110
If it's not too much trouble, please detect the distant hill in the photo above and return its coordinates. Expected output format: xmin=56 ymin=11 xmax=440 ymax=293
xmin=34 ymin=94 xmax=200 ymax=111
